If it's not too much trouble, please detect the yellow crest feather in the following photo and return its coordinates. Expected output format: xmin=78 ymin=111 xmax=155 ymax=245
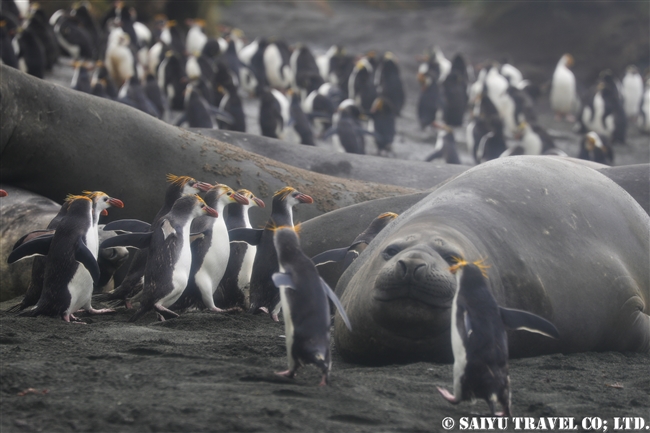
xmin=273 ymin=186 xmax=297 ymax=200
xmin=166 ymin=174 xmax=194 ymax=186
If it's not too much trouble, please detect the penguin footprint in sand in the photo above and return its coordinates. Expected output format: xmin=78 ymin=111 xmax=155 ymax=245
xmin=437 ymin=259 xmax=559 ymax=416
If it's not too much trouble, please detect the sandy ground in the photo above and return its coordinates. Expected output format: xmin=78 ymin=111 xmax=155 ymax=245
xmin=1 ymin=3 xmax=649 ymax=432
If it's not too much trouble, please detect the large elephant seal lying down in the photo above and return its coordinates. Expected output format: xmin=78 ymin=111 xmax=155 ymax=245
xmin=333 ymin=157 xmax=649 ymax=364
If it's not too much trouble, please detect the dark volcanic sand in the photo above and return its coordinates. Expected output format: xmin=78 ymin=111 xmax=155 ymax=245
xmin=1 ymin=306 xmax=648 ymax=433
xmin=2 ymin=3 xmax=649 ymax=432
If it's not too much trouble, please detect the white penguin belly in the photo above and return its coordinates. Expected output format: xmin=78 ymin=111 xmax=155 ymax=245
xmin=450 ymin=296 xmax=467 ymax=399
xmin=66 ymin=266 xmax=94 ymax=314
xmin=237 ymin=245 xmax=256 ymax=290
xmin=161 ymin=241 xmax=192 ymax=307
xmin=279 ymin=285 xmax=296 ymax=370
xmin=550 ymin=68 xmax=575 ymax=114
xmin=195 ymin=229 xmax=230 ymax=307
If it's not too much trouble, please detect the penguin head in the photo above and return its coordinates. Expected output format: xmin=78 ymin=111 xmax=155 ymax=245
xmin=273 ymin=187 xmax=313 ymax=208
xmin=561 ymin=53 xmax=574 ymax=68
xmin=206 ymin=184 xmax=249 ymax=208
xmin=65 ymin=195 xmax=94 ymax=217
xmin=81 ymin=191 xmax=125 ymax=216
xmin=237 ymin=189 xmax=266 ymax=208
xmin=272 ymin=225 xmax=302 ymax=262
xmin=166 ymin=174 xmax=212 ymax=195
xmin=584 ymin=132 xmax=605 ymax=152
xmin=449 ymin=259 xmax=490 ymax=295
xmin=173 ymin=194 xmax=218 ymax=219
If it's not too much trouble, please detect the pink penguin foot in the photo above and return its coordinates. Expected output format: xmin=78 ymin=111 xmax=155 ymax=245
xmin=275 ymin=370 xmax=295 ymax=379
xmin=437 ymin=386 xmax=459 ymax=404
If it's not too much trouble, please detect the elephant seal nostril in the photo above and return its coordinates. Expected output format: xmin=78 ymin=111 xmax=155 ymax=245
xmin=397 ymin=260 xmax=408 ymax=277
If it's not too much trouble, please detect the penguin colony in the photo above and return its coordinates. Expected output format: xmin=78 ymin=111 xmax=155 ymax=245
xmin=0 ymin=0 xmax=643 ymax=407
xmin=3 ymin=1 xmax=646 ymax=165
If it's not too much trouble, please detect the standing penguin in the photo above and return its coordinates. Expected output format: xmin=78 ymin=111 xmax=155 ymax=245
xmin=507 ymin=121 xmax=556 ymax=156
xmin=96 ymin=175 xmax=212 ymax=308
xmin=369 ymin=96 xmax=396 ymax=155
xmin=374 ymin=52 xmax=405 ymax=116
xmin=348 ymin=56 xmax=376 ymax=113
xmin=259 ymin=87 xmax=289 ymax=140
xmin=417 ymin=62 xmax=442 ymax=130
xmin=171 ymin=185 xmax=249 ymax=312
xmin=442 ymin=54 xmax=469 ymax=126
xmin=101 ymin=195 xmax=219 ymax=322
xmin=71 ymin=61 xmax=92 ymax=94
xmin=578 ymin=131 xmax=614 ymax=165
xmin=425 ymin=123 xmax=461 ymax=164
xmin=271 ymin=226 xmax=351 ymax=385
xmin=437 ymin=260 xmax=559 ymax=416
xmin=621 ymin=65 xmax=643 ymax=119
xmin=579 ymin=71 xmax=626 ymax=145
xmin=639 ymin=76 xmax=650 ymax=134
xmin=217 ymin=189 xmax=266 ymax=310
xmin=216 ymin=83 xmax=246 ymax=132
xmin=8 ymin=196 xmax=114 ymax=322
xmin=288 ymin=90 xmax=315 ymax=146
xmin=229 ymin=187 xmax=313 ymax=321
xmin=550 ymin=54 xmax=579 ymax=121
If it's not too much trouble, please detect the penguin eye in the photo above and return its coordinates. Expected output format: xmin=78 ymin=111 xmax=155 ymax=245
xmin=383 ymin=245 xmax=401 ymax=260
xmin=227 ymin=191 xmax=232 ymax=196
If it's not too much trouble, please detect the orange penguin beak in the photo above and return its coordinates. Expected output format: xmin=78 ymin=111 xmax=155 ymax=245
xmin=296 ymin=193 xmax=313 ymax=204
xmin=108 ymin=198 xmax=124 ymax=208
xmin=253 ymin=197 xmax=265 ymax=208
xmin=232 ymin=192 xmax=249 ymax=205
xmin=202 ymin=205 xmax=219 ymax=218
xmin=0 ymin=189 xmax=7 ymax=197
xmin=196 ymin=182 xmax=213 ymax=192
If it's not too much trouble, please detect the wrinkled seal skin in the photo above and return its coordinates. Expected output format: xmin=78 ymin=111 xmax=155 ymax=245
xmin=334 ymin=157 xmax=650 ymax=364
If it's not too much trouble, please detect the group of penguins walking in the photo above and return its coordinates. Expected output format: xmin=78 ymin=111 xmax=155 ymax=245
xmin=3 ymin=175 xmax=562 ymax=411
xmin=6 ymin=176 xmax=358 ymax=385
xmin=2 ymin=1 xmax=648 ymax=164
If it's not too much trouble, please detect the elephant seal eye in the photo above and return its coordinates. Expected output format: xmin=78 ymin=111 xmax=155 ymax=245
xmin=383 ymin=245 xmax=400 ymax=259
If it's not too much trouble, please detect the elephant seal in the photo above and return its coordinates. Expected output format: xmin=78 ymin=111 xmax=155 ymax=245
xmin=333 ymin=157 xmax=650 ymax=364
xmin=192 ymin=129 xmax=469 ymax=190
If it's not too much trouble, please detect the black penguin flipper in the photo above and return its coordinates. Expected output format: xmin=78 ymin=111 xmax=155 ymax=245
xmin=311 ymin=247 xmax=350 ymax=266
xmin=12 ymin=229 xmax=55 ymax=250
xmin=271 ymin=272 xmax=295 ymax=289
xmin=321 ymin=125 xmax=338 ymax=140
xmin=208 ymin=105 xmax=235 ymax=125
xmin=100 ymin=232 xmax=153 ymax=250
xmin=103 ymin=219 xmax=151 ymax=233
xmin=463 ymin=310 xmax=473 ymax=339
xmin=229 ymin=228 xmax=264 ymax=246
xmin=75 ymin=240 xmax=101 ymax=285
xmin=499 ymin=307 xmax=560 ymax=339
xmin=7 ymin=234 xmax=53 ymax=263
xmin=320 ymin=277 xmax=352 ymax=331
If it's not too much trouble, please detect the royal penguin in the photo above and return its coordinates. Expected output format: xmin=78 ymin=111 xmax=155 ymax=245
xmin=442 ymin=54 xmax=469 ymax=126
xmin=170 ymin=185 xmax=249 ymax=312
xmin=312 ymin=212 xmax=398 ymax=273
xmin=579 ymin=71 xmax=626 ymax=145
xmin=437 ymin=260 xmax=559 ymax=416
xmin=264 ymin=40 xmax=293 ymax=90
xmin=291 ymin=44 xmax=324 ymax=95
xmin=157 ymin=50 xmax=188 ymax=111
xmin=105 ymin=27 xmax=135 ymax=87
xmin=144 ymin=73 xmax=168 ymax=120
xmin=369 ymin=96 xmax=396 ymax=155
xmin=271 ymin=226 xmax=352 ymax=386
xmin=288 ymin=89 xmax=315 ymax=145
xmin=91 ymin=61 xmax=118 ymax=99
xmin=425 ymin=123 xmax=461 ymax=164
xmin=185 ymin=19 xmax=207 ymax=57
xmin=348 ymin=56 xmax=376 ymax=113
xmin=52 ymin=12 xmax=95 ymax=61
xmin=578 ymin=131 xmax=614 ymax=166
xmin=71 ymin=61 xmax=93 ymax=94
xmin=216 ymin=82 xmax=246 ymax=132
xmin=417 ymin=62 xmax=442 ymax=130
xmin=217 ymin=189 xmax=266 ymax=310
xmin=501 ymin=121 xmax=555 ymax=157
xmin=301 ymin=83 xmax=337 ymax=136
xmin=259 ymin=87 xmax=290 ymax=140
xmin=374 ymin=52 xmax=405 ymax=116
xmin=9 ymin=195 xmax=122 ymax=322
xmin=229 ymin=187 xmax=313 ymax=321
xmin=24 ymin=4 xmax=60 ymax=71
xmin=0 ymin=18 xmax=19 ymax=68
xmin=323 ymin=100 xmax=370 ymax=154
xmin=467 ymin=93 xmax=507 ymax=164
xmin=15 ymin=25 xmax=46 ymax=78
xmin=550 ymin=54 xmax=579 ymax=121
xmin=102 ymin=195 xmax=219 ymax=322
xmin=639 ymin=76 xmax=650 ymax=134
xmin=96 ymin=175 xmax=212 ymax=308
xmin=621 ymin=65 xmax=644 ymax=119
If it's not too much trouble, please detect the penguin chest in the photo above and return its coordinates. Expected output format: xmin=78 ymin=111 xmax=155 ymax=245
xmin=551 ymin=68 xmax=575 ymax=113
xmin=450 ymin=299 xmax=468 ymax=398
xmin=66 ymin=264 xmax=94 ymax=314
xmin=163 ymin=239 xmax=192 ymax=306
xmin=237 ymin=244 xmax=256 ymax=289
xmin=196 ymin=226 xmax=230 ymax=290
xmin=279 ymin=285 xmax=296 ymax=366
xmin=522 ymin=132 xmax=542 ymax=155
